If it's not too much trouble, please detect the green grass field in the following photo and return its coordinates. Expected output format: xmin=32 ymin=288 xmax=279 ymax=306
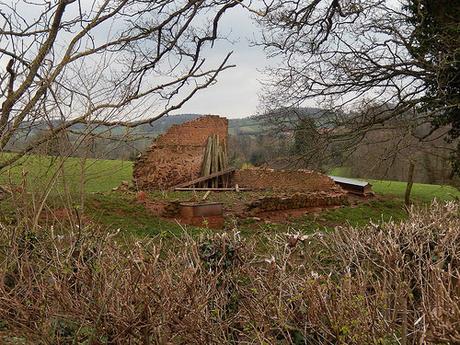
xmin=0 ymin=153 xmax=132 ymax=193
xmin=330 ymin=166 xmax=460 ymax=202
xmin=2 ymin=154 xmax=458 ymax=201
xmin=1 ymin=154 xmax=458 ymax=238
xmin=370 ymin=179 xmax=460 ymax=202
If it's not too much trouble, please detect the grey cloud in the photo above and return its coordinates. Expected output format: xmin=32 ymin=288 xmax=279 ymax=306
xmin=175 ymin=6 xmax=268 ymax=118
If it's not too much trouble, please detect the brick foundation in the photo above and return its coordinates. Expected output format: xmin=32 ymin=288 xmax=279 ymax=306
xmin=133 ymin=115 xmax=228 ymax=190
xmin=246 ymin=192 xmax=347 ymax=214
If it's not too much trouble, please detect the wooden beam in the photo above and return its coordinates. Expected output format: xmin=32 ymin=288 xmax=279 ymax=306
xmin=172 ymin=167 xmax=236 ymax=189
xmin=201 ymin=136 xmax=212 ymax=178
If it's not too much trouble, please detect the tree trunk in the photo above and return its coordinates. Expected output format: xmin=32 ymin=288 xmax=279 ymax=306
xmin=405 ymin=161 xmax=415 ymax=206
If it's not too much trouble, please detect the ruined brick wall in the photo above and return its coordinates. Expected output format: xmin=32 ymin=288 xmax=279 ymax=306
xmin=133 ymin=115 xmax=228 ymax=190
xmin=154 ymin=116 xmax=227 ymax=147
xmin=246 ymin=191 xmax=347 ymax=213
xmin=234 ymin=168 xmax=339 ymax=192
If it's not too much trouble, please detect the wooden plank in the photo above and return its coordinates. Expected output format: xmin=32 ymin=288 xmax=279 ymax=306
xmin=212 ymin=135 xmax=218 ymax=188
xmin=201 ymin=136 xmax=212 ymax=178
xmin=172 ymin=167 xmax=236 ymax=189
xmin=198 ymin=133 xmax=230 ymax=188
xmin=202 ymin=190 xmax=211 ymax=200
xmin=218 ymin=147 xmax=227 ymax=187
xmin=175 ymin=187 xmax=252 ymax=191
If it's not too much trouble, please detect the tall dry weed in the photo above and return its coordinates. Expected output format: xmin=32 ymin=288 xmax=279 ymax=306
xmin=0 ymin=202 xmax=458 ymax=344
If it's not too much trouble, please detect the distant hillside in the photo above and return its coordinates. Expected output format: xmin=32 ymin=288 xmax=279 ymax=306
xmin=125 ymin=114 xmax=204 ymax=137
xmin=6 ymin=109 xmax=328 ymax=161
xmin=132 ymin=114 xmax=266 ymax=137
xmin=9 ymin=108 xmax=328 ymax=146
xmin=228 ymin=117 xmax=264 ymax=136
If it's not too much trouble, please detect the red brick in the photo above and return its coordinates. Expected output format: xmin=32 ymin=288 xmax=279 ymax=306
xmin=234 ymin=168 xmax=338 ymax=192
xmin=133 ymin=115 xmax=228 ymax=190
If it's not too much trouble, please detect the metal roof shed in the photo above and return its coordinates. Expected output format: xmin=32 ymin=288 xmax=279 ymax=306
xmin=328 ymin=176 xmax=373 ymax=196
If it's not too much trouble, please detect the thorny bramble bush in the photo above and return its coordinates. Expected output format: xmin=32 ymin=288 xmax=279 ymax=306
xmin=0 ymin=201 xmax=459 ymax=344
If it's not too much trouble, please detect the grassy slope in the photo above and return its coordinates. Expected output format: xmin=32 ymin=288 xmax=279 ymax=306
xmin=322 ymin=170 xmax=460 ymax=233
xmin=371 ymin=179 xmax=460 ymax=202
xmin=228 ymin=118 xmax=263 ymax=136
xmin=330 ymin=166 xmax=460 ymax=202
xmin=1 ymin=154 xmax=458 ymax=238
xmin=85 ymin=193 xmax=212 ymax=239
xmin=0 ymin=153 xmax=132 ymax=193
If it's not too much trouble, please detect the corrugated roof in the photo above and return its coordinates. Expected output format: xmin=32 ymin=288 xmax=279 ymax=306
xmin=328 ymin=175 xmax=370 ymax=187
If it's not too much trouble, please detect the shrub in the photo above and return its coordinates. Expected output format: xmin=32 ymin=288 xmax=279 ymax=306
xmin=0 ymin=202 xmax=458 ymax=344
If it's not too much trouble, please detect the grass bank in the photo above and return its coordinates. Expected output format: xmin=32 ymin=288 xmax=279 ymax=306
xmin=0 ymin=153 xmax=132 ymax=193
xmin=1 ymin=154 xmax=458 ymax=238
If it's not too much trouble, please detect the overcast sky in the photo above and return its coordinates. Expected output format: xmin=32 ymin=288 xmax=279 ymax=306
xmin=172 ymin=6 xmax=270 ymax=119
xmin=0 ymin=2 xmax=268 ymax=120
xmin=0 ymin=0 xmax=406 ymax=121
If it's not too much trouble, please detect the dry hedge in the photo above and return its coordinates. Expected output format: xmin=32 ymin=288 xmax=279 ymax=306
xmin=0 ymin=202 xmax=459 ymax=344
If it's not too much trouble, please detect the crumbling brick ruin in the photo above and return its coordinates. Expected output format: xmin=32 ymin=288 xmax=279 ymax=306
xmin=246 ymin=192 xmax=347 ymax=214
xmin=134 ymin=115 xmax=348 ymax=221
xmin=234 ymin=169 xmax=339 ymax=192
xmin=133 ymin=115 xmax=228 ymax=190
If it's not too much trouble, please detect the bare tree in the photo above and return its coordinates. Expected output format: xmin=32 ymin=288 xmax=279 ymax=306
xmin=344 ymin=105 xmax=456 ymax=204
xmin=0 ymin=0 xmax=239 ymax=169
xmin=255 ymin=0 xmax=459 ymax=175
